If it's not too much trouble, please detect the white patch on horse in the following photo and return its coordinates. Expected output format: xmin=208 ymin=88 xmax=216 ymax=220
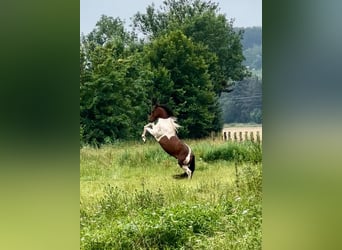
xmin=142 ymin=118 xmax=180 ymax=142
xmin=182 ymin=165 xmax=192 ymax=179
xmin=183 ymin=144 xmax=191 ymax=165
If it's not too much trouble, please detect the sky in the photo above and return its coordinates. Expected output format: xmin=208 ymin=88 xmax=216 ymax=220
xmin=80 ymin=0 xmax=262 ymax=35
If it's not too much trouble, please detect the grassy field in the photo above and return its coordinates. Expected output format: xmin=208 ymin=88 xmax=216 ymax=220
xmin=80 ymin=138 xmax=262 ymax=249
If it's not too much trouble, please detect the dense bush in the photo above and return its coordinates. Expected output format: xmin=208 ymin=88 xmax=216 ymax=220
xmin=201 ymin=141 xmax=262 ymax=164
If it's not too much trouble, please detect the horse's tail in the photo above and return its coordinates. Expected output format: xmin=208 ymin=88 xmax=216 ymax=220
xmin=189 ymin=155 xmax=195 ymax=175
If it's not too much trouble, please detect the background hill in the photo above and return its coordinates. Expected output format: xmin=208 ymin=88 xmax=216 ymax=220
xmin=220 ymin=27 xmax=262 ymax=124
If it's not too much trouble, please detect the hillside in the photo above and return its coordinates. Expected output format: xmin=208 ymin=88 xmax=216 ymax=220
xmin=220 ymin=27 xmax=262 ymax=124
xmin=241 ymin=27 xmax=262 ymax=75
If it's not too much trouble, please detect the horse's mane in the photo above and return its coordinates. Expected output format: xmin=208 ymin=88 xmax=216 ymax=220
xmin=157 ymin=104 xmax=175 ymax=117
xmin=170 ymin=117 xmax=181 ymax=132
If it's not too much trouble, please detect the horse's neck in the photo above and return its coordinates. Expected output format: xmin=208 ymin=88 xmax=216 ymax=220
xmin=157 ymin=113 xmax=169 ymax=119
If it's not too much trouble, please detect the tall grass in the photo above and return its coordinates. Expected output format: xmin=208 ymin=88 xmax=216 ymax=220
xmin=201 ymin=141 xmax=262 ymax=163
xmin=80 ymin=138 xmax=262 ymax=249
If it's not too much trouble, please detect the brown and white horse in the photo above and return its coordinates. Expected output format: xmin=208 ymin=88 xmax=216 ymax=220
xmin=141 ymin=105 xmax=195 ymax=179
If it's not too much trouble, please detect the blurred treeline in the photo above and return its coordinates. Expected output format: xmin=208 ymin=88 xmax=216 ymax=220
xmin=221 ymin=27 xmax=262 ymax=124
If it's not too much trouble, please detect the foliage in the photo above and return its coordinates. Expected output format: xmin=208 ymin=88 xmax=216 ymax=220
xmin=80 ymin=0 xmax=255 ymax=145
xmin=145 ymin=30 xmax=221 ymax=138
xmin=80 ymin=16 xmax=151 ymax=145
xmin=133 ymin=0 xmax=249 ymax=95
xmin=80 ymin=139 xmax=262 ymax=249
xmin=133 ymin=0 xmax=219 ymax=38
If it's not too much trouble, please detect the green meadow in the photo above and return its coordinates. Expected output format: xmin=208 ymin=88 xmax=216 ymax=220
xmin=80 ymin=139 xmax=262 ymax=249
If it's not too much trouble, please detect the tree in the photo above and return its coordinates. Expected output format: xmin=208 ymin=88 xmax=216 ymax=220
xmin=133 ymin=0 xmax=249 ymax=95
xmin=144 ymin=30 xmax=221 ymax=138
xmin=84 ymin=15 xmax=133 ymax=46
xmin=80 ymin=16 xmax=151 ymax=145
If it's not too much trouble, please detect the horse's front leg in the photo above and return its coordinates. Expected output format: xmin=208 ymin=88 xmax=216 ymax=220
xmin=141 ymin=123 xmax=154 ymax=142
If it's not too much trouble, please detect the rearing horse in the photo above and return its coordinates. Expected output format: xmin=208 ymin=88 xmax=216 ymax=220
xmin=141 ymin=105 xmax=195 ymax=179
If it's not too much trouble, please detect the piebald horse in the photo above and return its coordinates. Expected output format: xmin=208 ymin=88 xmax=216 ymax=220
xmin=141 ymin=105 xmax=195 ymax=179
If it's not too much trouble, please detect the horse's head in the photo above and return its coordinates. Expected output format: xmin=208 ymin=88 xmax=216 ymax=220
xmin=148 ymin=105 xmax=174 ymax=122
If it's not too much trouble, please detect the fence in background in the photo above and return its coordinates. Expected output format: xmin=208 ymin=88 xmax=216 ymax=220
xmin=222 ymin=126 xmax=262 ymax=142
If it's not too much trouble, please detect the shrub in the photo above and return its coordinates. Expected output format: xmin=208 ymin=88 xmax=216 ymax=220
xmin=201 ymin=141 xmax=262 ymax=164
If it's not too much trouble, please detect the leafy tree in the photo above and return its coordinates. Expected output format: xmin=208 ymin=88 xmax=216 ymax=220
xmin=80 ymin=16 xmax=150 ymax=145
xmin=84 ymin=15 xmax=133 ymax=46
xmin=144 ymin=30 xmax=221 ymax=138
xmin=133 ymin=0 xmax=219 ymax=38
xmin=133 ymin=0 xmax=249 ymax=95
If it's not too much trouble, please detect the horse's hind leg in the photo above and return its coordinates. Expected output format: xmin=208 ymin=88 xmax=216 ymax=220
xmin=173 ymin=162 xmax=191 ymax=179
xmin=182 ymin=165 xmax=192 ymax=179
xmin=175 ymin=158 xmax=192 ymax=179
